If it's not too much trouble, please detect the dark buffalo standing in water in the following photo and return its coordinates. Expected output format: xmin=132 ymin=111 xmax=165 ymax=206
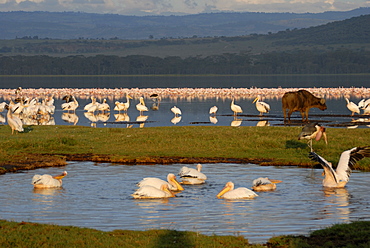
xmin=282 ymin=89 xmax=327 ymax=123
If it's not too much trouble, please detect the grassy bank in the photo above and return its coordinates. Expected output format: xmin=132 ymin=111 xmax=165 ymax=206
xmin=0 ymin=125 xmax=370 ymax=174
xmin=1 ymin=219 xmax=370 ymax=247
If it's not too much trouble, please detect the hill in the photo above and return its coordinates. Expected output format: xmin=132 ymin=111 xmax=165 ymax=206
xmin=0 ymin=8 xmax=370 ymax=40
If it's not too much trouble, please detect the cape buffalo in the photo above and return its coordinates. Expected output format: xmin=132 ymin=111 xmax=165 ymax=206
xmin=282 ymin=89 xmax=327 ymax=123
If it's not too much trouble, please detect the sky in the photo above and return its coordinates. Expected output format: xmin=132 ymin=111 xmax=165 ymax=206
xmin=0 ymin=0 xmax=369 ymax=16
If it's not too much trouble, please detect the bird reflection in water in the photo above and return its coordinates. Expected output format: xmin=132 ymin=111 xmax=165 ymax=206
xmin=322 ymin=187 xmax=350 ymax=220
xmin=171 ymin=116 xmax=181 ymax=125
xmin=61 ymin=112 xmax=79 ymax=125
xmin=209 ymin=116 xmax=218 ymax=124
xmin=256 ymin=120 xmax=269 ymax=127
xmin=137 ymin=115 xmax=148 ymax=128
xmin=231 ymin=117 xmax=242 ymax=127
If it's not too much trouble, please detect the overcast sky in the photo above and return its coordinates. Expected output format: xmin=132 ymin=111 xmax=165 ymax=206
xmin=0 ymin=0 xmax=369 ymax=16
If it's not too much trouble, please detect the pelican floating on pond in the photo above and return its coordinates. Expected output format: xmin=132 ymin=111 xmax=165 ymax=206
xmin=217 ymin=181 xmax=258 ymax=199
xmin=137 ymin=173 xmax=184 ymax=191
xmin=309 ymin=146 xmax=370 ymax=188
xmin=178 ymin=164 xmax=207 ymax=184
xmin=32 ymin=171 xmax=67 ymax=188
xmin=298 ymin=122 xmax=328 ymax=152
xmin=252 ymin=177 xmax=282 ymax=191
xmin=252 ymin=95 xmax=270 ymax=115
xmin=132 ymin=184 xmax=175 ymax=199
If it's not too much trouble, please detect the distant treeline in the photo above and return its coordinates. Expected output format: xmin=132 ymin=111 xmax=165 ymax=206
xmin=1 ymin=49 xmax=369 ymax=75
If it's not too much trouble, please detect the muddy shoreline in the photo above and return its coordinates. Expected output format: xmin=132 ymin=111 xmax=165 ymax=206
xmin=0 ymin=153 xmax=315 ymax=175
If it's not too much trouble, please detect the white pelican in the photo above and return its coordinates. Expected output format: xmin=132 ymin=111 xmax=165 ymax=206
xmin=309 ymin=146 xmax=370 ymax=188
xmin=209 ymin=106 xmax=218 ymax=115
xmin=97 ymin=99 xmax=110 ymax=113
xmin=137 ymin=173 xmax=184 ymax=191
xmin=178 ymin=164 xmax=207 ymax=184
xmin=217 ymin=181 xmax=258 ymax=199
xmin=84 ymin=96 xmax=99 ymax=113
xmin=231 ymin=99 xmax=242 ymax=116
xmin=5 ymin=104 xmax=23 ymax=134
xmin=252 ymin=95 xmax=270 ymax=116
xmin=32 ymin=171 xmax=67 ymax=188
xmin=61 ymin=96 xmax=79 ymax=112
xmin=114 ymin=95 xmax=133 ymax=112
xmin=171 ymin=106 xmax=182 ymax=117
xmin=252 ymin=177 xmax=282 ymax=191
xmin=136 ymin=97 xmax=148 ymax=115
xmin=132 ymin=184 xmax=175 ymax=199
xmin=298 ymin=122 xmax=328 ymax=151
xmin=345 ymin=97 xmax=360 ymax=116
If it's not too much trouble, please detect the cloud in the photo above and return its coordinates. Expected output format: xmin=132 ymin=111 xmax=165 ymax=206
xmin=0 ymin=0 xmax=369 ymax=14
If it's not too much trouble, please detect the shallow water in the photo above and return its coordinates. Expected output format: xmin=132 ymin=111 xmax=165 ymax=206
xmin=1 ymin=162 xmax=370 ymax=243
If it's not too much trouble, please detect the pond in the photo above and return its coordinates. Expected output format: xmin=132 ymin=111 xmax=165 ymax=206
xmin=1 ymin=162 xmax=370 ymax=244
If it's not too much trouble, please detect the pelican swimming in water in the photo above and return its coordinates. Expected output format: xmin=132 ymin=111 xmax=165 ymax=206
xmin=132 ymin=184 xmax=175 ymax=199
xmin=32 ymin=171 xmax=68 ymax=188
xmin=136 ymin=97 xmax=148 ymax=115
xmin=171 ymin=106 xmax=182 ymax=117
xmin=137 ymin=173 xmax=184 ymax=191
xmin=178 ymin=164 xmax=207 ymax=184
xmin=217 ymin=181 xmax=258 ymax=199
xmin=231 ymin=99 xmax=242 ymax=116
xmin=209 ymin=106 xmax=218 ymax=115
xmin=252 ymin=177 xmax=282 ymax=191
xmin=309 ymin=146 xmax=370 ymax=188
xmin=5 ymin=104 xmax=23 ymax=134
xmin=345 ymin=97 xmax=360 ymax=116
xmin=298 ymin=122 xmax=328 ymax=152
xmin=252 ymin=95 xmax=270 ymax=116
xmin=114 ymin=95 xmax=133 ymax=113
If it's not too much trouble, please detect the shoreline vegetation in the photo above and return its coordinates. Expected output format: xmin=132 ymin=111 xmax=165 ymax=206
xmin=1 ymin=125 xmax=370 ymax=247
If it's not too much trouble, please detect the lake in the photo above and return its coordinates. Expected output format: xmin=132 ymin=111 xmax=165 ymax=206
xmin=2 ymin=162 xmax=370 ymax=244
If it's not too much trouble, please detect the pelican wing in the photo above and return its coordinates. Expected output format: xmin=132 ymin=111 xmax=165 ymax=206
xmin=309 ymin=151 xmax=339 ymax=184
xmin=336 ymin=146 xmax=370 ymax=182
xmin=178 ymin=166 xmax=207 ymax=180
xmin=252 ymin=177 xmax=271 ymax=186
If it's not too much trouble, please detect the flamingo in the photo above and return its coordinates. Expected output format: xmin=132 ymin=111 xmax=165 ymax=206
xmin=32 ymin=171 xmax=67 ymax=188
xmin=231 ymin=99 xmax=242 ymax=116
xmin=251 ymin=177 xmax=282 ymax=191
xmin=217 ymin=181 xmax=258 ymax=199
xmin=137 ymin=173 xmax=184 ymax=191
xmin=178 ymin=164 xmax=207 ymax=184
xmin=309 ymin=146 xmax=370 ymax=188
xmin=132 ymin=184 xmax=175 ymax=199
xmin=298 ymin=122 xmax=328 ymax=151
xmin=5 ymin=104 xmax=23 ymax=134
xmin=252 ymin=95 xmax=270 ymax=115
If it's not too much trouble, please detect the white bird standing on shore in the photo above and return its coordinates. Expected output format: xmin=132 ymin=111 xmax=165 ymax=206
xmin=309 ymin=146 xmax=370 ymax=188
xmin=217 ymin=181 xmax=258 ymax=199
xmin=252 ymin=95 xmax=270 ymax=116
xmin=231 ymin=99 xmax=242 ymax=116
xmin=5 ymin=104 xmax=23 ymax=134
xmin=298 ymin=122 xmax=328 ymax=152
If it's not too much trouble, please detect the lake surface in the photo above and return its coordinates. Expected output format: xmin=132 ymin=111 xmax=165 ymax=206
xmin=1 ymin=162 xmax=370 ymax=244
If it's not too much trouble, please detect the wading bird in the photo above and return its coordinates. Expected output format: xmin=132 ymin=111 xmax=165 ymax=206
xmin=114 ymin=95 xmax=133 ymax=113
xmin=251 ymin=177 xmax=282 ymax=191
xmin=178 ymin=164 xmax=207 ymax=185
xmin=309 ymin=146 xmax=370 ymax=188
xmin=298 ymin=122 xmax=328 ymax=152
xmin=345 ymin=97 xmax=360 ymax=116
xmin=171 ymin=106 xmax=182 ymax=117
xmin=132 ymin=184 xmax=175 ymax=199
xmin=61 ymin=96 xmax=79 ymax=112
xmin=252 ymin=95 xmax=270 ymax=116
xmin=209 ymin=106 xmax=218 ymax=115
xmin=32 ymin=171 xmax=68 ymax=188
xmin=217 ymin=181 xmax=258 ymax=199
xmin=5 ymin=104 xmax=23 ymax=134
xmin=84 ymin=96 xmax=99 ymax=113
xmin=136 ymin=97 xmax=148 ymax=115
xmin=231 ymin=99 xmax=242 ymax=116
xmin=137 ymin=173 xmax=184 ymax=191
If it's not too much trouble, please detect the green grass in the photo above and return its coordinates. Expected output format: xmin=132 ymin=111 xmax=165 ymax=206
xmin=1 ymin=125 xmax=370 ymax=171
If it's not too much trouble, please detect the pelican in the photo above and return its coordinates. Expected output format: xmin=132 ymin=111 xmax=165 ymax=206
xmin=209 ymin=106 xmax=218 ymax=115
xmin=252 ymin=177 xmax=282 ymax=191
xmin=298 ymin=122 xmax=328 ymax=152
xmin=136 ymin=97 xmax=148 ymax=115
xmin=252 ymin=95 xmax=270 ymax=116
xmin=171 ymin=106 xmax=182 ymax=117
xmin=231 ymin=99 xmax=242 ymax=116
xmin=5 ymin=104 xmax=23 ymax=134
xmin=178 ymin=164 xmax=207 ymax=184
xmin=114 ymin=95 xmax=133 ymax=112
xmin=345 ymin=97 xmax=360 ymax=116
xmin=217 ymin=181 xmax=258 ymax=199
xmin=84 ymin=96 xmax=99 ymax=113
xmin=32 ymin=171 xmax=67 ymax=188
xmin=97 ymin=99 xmax=110 ymax=113
xmin=61 ymin=96 xmax=78 ymax=112
xmin=132 ymin=184 xmax=175 ymax=199
xmin=309 ymin=146 xmax=370 ymax=188
xmin=137 ymin=173 xmax=184 ymax=191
